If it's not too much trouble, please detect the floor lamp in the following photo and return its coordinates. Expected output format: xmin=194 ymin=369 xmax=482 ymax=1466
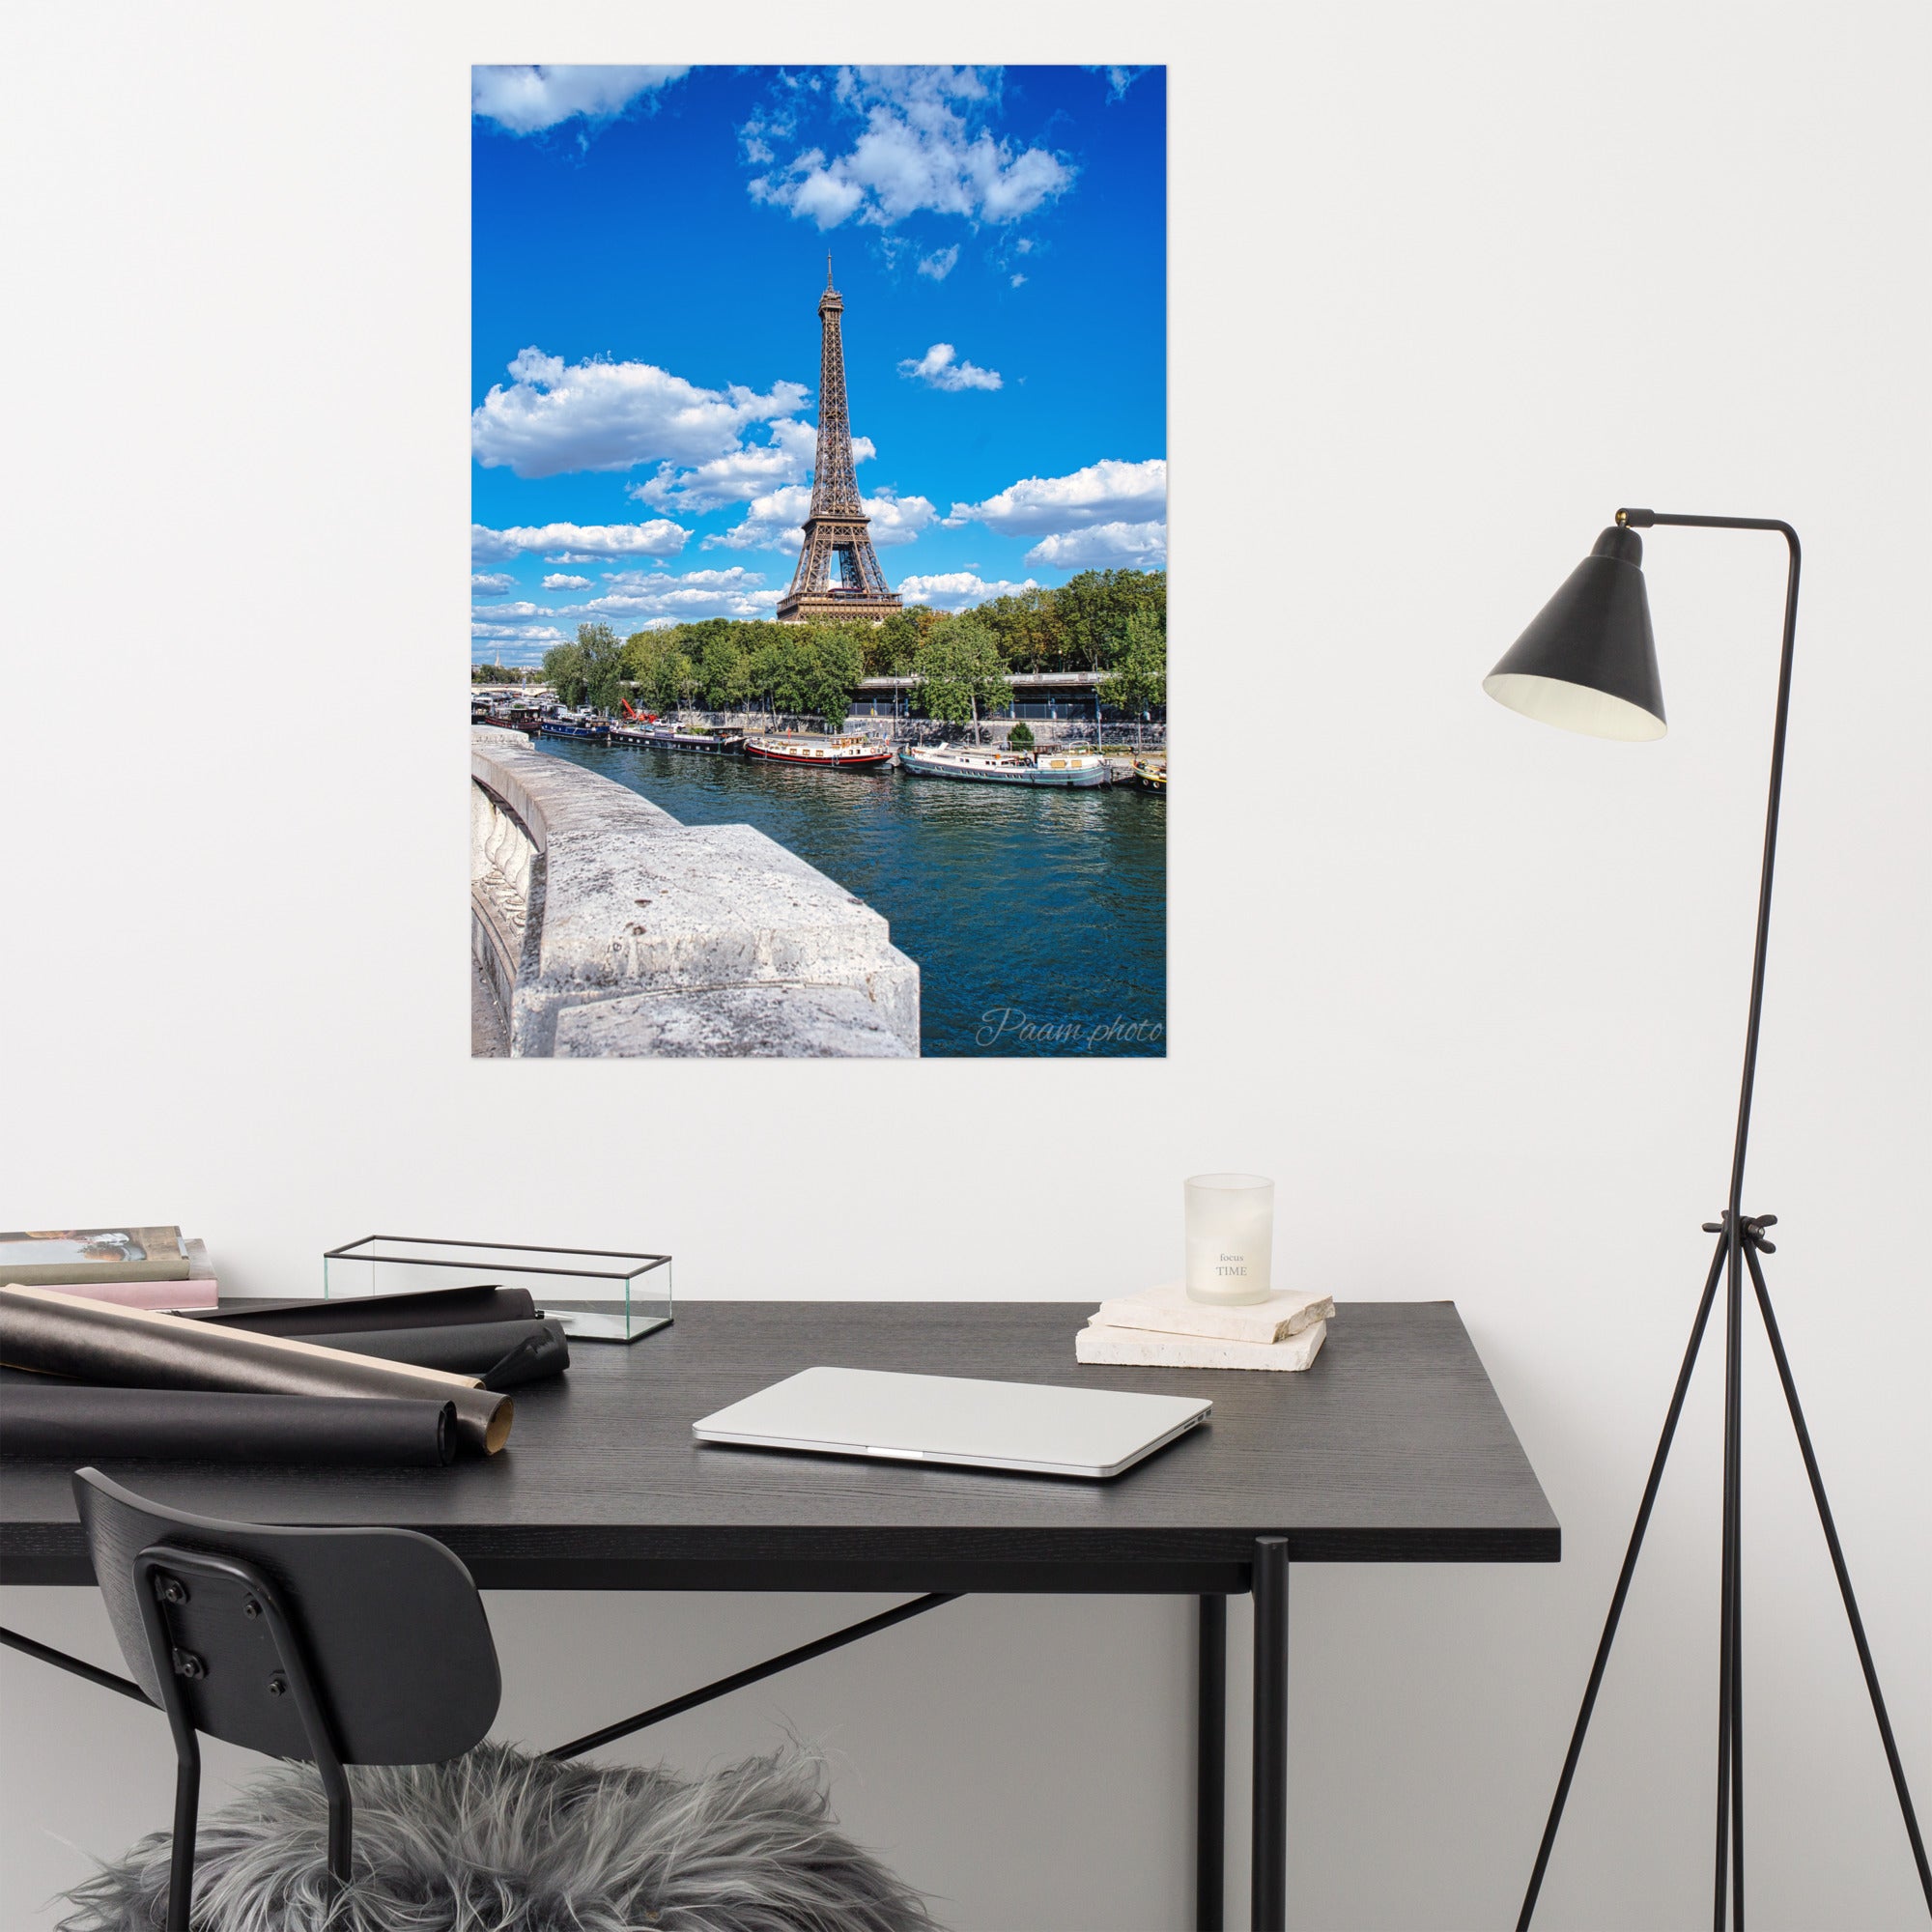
xmin=1483 ymin=510 xmax=1931 ymax=1929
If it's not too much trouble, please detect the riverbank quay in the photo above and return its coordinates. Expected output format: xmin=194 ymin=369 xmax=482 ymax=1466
xmin=558 ymin=698 xmax=1163 ymax=753
xmin=470 ymin=727 xmax=920 ymax=1058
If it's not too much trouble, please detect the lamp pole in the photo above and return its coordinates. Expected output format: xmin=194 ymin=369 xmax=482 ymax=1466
xmin=1637 ymin=512 xmax=1798 ymax=1928
xmin=1508 ymin=513 xmax=1930 ymax=1930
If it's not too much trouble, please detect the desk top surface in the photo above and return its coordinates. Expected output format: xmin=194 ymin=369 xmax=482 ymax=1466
xmin=0 ymin=1301 xmax=1557 ymax=1591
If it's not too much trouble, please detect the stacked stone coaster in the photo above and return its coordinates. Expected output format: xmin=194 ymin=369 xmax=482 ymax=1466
xmin=1074 ymin=1281 xmax=1333 ymax=1372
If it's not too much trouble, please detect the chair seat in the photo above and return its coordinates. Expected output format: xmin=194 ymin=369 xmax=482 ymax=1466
xmin=59 ymin=1741 xmax=935 ymax=1932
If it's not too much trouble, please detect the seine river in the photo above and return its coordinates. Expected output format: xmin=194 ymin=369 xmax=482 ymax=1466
xmin=534 ymin=738 xmax=1167 ymax=1058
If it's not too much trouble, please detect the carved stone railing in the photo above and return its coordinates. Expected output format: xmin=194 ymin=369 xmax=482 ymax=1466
xmin=469 ymin=727 xmax=919 ymax=1057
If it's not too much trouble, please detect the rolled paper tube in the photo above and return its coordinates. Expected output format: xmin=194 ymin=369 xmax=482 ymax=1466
xmin=186 ymin=1283 xmax=538 ymax=1335
xmin=479 ymin=1334 xmax=553 ymax=1392
xmin=0 ymin=1385 xmax=456 ymax=1467
xmin=306 ymin=1319 xmax=568 ymax=1385
xmin=0 ymin=1285 xmax=513 ymax=1456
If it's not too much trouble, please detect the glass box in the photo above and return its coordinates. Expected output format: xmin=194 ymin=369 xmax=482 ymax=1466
xmin=323 ymin=1237 xmax=671 ymax=1343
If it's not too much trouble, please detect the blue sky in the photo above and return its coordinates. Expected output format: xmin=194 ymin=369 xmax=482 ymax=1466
xmin=471 ymin=66 xmax=1166 ymax=663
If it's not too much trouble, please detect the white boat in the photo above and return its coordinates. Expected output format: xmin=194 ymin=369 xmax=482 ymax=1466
xmin=898 ymin=744 xmax=1109 ymax=787
xmin=744 ymin=732 xmax=894 ymax=770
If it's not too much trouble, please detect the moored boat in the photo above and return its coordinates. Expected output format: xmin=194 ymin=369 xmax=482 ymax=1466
xmin=614 ymin=702 xmax=744 ymax=753
xmin=665 ymin=729 xmax=745 ymax=753
xmin=1133 ymin=753 xmax=1168 ymax=791
xmin=744 ymin=731 xmax=893 ymax=769
xmin=475 ymin=700 xmax=543 ymax=734
xmin=537 ymin=710 xmax=610 ymax=742
xmin=898 ymin=743 xmax=1109 ymax=787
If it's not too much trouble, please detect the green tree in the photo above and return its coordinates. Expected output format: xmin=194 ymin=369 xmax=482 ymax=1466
xmin=1008 ymin=720 xmax=1036 ymax=752
xmin=749 ymin=629 xmax=809 ymax=717
xmin=1099 ymin=606 xmax=1167 ymax=714
xmin=797 ymin=626 xmax=865 ymax=728
xmin=697 ymin=632 xmax=753 ymax=711
xmin=980 ymin=587 xmax=1052 ymax=672
xmin=540 ymin=638 xmax=590 ymax=706
xmin=865 ymin=609 xmax=922 ymax=680
xmin=623 ymin=629 xmax=693 ymax=712
xmin=546 ymin=621 xmax=628 ymax=711
xmin=916 ymin=615 xmax=1008 ymax=739
xmin=746 ymin=626 xmax=792 ymax=719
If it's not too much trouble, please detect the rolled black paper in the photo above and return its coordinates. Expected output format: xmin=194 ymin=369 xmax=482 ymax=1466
xmin=0 ymin=1286 xmax=513 ymax=1456
xmin=0 ymin=1385 xmax=456 ymax=1466
xmin=187 ymin=1284 xmax=538 ymax=1335
xmin=307 ymin=1318 xmax=568 ymax=1385
xmin=480 ymin=1334 xmax=553 ymax=1392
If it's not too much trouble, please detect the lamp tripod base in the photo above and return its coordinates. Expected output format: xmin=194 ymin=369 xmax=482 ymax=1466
xmin=1519 ymin=1213 xmax=1931 ymax=1929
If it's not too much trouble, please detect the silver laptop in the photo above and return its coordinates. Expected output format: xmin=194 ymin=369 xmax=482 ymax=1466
xmin=692 ymin=1366 xmax=1211 ymax=1480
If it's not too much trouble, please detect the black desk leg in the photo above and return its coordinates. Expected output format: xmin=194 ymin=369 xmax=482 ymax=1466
xmin=1197 ymin=1594 xmax=1227 ymax=1931
xmin=1252 ymin=1538 xmax=1290 ymax=1932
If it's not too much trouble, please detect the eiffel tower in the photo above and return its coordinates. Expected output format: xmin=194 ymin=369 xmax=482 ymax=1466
xmin=777 ymin=258 xmax=903 ymax=624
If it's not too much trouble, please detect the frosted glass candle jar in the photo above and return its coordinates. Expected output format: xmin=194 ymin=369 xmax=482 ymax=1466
xmin=1184 ymin=1173 xmax=1275 ymax=1305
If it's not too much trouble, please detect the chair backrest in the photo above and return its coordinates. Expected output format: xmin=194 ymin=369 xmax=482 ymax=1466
xmin=74 ymin=1468 xmax=500 ymax=1766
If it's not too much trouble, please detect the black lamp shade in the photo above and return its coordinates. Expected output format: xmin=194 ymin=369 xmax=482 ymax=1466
xmin=1484 ymin=526 xmax=1667 ymax=741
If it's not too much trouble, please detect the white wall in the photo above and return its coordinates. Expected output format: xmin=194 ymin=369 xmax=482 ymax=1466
xmin=4 ymin=5 xmax=1927 ymax=1926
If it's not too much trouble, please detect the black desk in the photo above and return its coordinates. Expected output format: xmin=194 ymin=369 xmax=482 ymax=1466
xmin=0 ymin=1301 xmax=1558 ymax=1929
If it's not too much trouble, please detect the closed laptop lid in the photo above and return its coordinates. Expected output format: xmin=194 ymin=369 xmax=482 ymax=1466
xmin=693 ymin=1366 xmax=1210 ymax=1478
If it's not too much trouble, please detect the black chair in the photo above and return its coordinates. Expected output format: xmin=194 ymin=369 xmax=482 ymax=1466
xmin=73 ymin=1466 xmax=501 ymax=1932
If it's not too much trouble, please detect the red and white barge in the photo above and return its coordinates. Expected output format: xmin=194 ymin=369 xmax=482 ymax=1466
xmin=743 ymin=732 xmax=895 ymax=770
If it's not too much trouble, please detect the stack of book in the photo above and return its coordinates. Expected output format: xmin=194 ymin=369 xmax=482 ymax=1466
xmin=0 ymin=1227 xmax=216 ymax=1310
xmin=1075 ymin=1279 xmax=1333 ymax=1371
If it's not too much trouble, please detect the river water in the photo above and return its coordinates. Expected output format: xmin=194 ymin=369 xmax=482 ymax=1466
xmin=533 ymin=738 xmax=1167 ymax=1058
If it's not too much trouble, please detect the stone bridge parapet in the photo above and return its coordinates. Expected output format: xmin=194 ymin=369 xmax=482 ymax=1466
xmin=470 ymin=727 xmax=919 ymax=1057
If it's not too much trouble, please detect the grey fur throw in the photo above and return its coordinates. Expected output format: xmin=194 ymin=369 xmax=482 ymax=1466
xmin=58 ymin=1741 xmax=938 ymax=1932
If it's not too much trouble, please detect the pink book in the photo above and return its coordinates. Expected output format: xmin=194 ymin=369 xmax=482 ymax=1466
xmin=37 ymin=1277 xmax=219 ymax=1312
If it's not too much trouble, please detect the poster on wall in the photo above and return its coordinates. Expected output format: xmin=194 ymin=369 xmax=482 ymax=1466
xmin=470 ymin=67 xmax=1167 ymax=1060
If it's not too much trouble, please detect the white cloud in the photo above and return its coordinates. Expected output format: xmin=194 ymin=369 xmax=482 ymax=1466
xmin=1023 ymin=521 xmax=1168 ymax=569
xmin=862 ymin=490 xmax=939 ymax=546
xmin=471 ymin=621 xmax=566 ymax=644
xmin=840 ymin=67 xmax=993 ymax=109
xmin=747 ymin=67 xmax=1073 ymax=231
xmin=471 ymin=521 xmax=691 ymax=562
xmin=593 ymin=567 xmax=762 ymax=596
xmin=704 ymin=485 xmax=813 ymax=554
xmin=541 ymin=573 xmax=593 ymax=591
xmin=554 ymin=566 xmax=782 ymax=624
xmin=639 ymin=418 xmax=887 ymax=519
xmin=471 ymin=601 xmax=553 ymax=621
xmin=774 ymin=155 xmax=865 ymax=227
xmin=1010 ymin=273 xmax=1027 ymax=289
xmin=704 ymin=485 xmax=935 ymax=554
xmin=917 ymin=245 xmax=959 ymax=280
xmin=471 ymin=347 xmax=808 ymax=479
xmin=949 ymin=457 xmax=1166 ymax=535
xmin=472 ymin=66 xmax=689 ymax=135
xmin=632 ymin=418 xmax=878 ymax=514
xmin=897 ymin=343 xmax=1003 ymax=393
xmin=470 ymin=572 xmax=517 ymax=596
xmin=1086 ymin=66 xmax=1155 ymax=101
xmin=899 ymin=571 xmax=1039 ymax=611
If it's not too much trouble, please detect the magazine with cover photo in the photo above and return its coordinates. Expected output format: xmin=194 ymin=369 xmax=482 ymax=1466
xmin=0 ymin=1228 xmax=190 ymax=1285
